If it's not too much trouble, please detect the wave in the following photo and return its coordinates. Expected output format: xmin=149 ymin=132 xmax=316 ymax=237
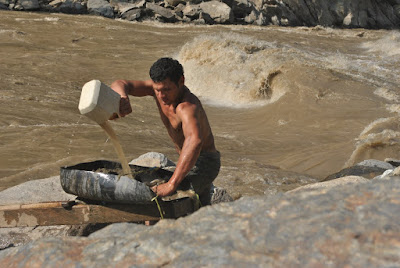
xmin=177 ymin=33 xmax=288 ymax=108
xmin=361 ymin=31 xmax=400 ymax=57
xmin=177 ymin=31 xmax=400 ymax=108
xmin=345 ymin=117 xmax=400 ymax=167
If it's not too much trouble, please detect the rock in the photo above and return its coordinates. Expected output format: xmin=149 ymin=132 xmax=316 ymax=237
xmin=259 ymin=0 xmax=400 ymax=28
xmin=210 ymin=185 xmax=233 ymax=204
xmin=385 ymin=158 xmax=400 ymax=167
xmin=375 ymin=166 xmax=400 ymax=180
xmin=199 ymin=1 xmax=233 ymax=24
xmin=58 ymin=0 xmax=87 ymax=14
xmin=129 ymin=152 xmax=176 ymax=169
xmin=49 ymin=0 xmax=63 ymax=7
xmin=3 ymin=0 xmax=400 ymax=28
xmin=145 ymin=2 xmax=177 ymax=22
xmin=121 ymin=8 xmax=142 ymax=21
xmin=1 ymin=176 xmax=400 ymax=266
xmin=182 ymin=4 xmax=201 ymax=20
xmin=16 ymin=0 xmax=39 ymax=10
xmin=0 ymin=176 xmax=79 ymax=250
xmin=287 ymin=176 xmax=368 ymax=197
xmin=87 ymin=0 xmax=114 ymax=18
xmin=116 ymin=0 xmax=145 ymax=15
xmin=229 ymin=0 xmax=254 ymax=22
xmin=164 ymin=0 xmax=184 ymax=7
xmin=322 ymin=164 xmax=388 ymax=182
xmin=356 ymin=159 xmax=394 ymax=170
xmin=244 ymin=8 xmax=265 ymax=25
xmin=395 ymin=5 xmax=400 ymax=17
xmin=0 ymin=176 xmax=76 ymax=205
xmin=0 ymin=225 xmax=73 ymax=250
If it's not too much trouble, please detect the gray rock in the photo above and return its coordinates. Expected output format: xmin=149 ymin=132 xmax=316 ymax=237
xmin=185 ymin=0 xmax=202 ymax=4
xmin=0 ymin=177 xmax=78 ymax=250
xmin=87 ymin=0 xmax=114 ymax=18
xmin=385 ymin=158 xmax=400 ymax=167
xmin=49 ymin=0 xmax=63 ymax=7
xmin=129 ymin=152 xmax=176 ymax=169
xmin=244 ymin=8 xmax=265 ymax=25
xmin=0 ymin=225 xmax=74 ymax=250
xmin=182 ymin=3 xmax=201 ymax=19
xmin=287 ymin=175 xmax=369 ymax=197
xmin=164 ymin=0 xmax=184 ymax=7
xmin=258 ymin=0 xmax=400 ymax=29
xmin=210 ymin=185 xmax=233 ymax=204
xmin=375 ymin=166 xmax=400 ymax=180
xmin=322 ymin=164 xmax=388 ymax=182
xmin=0 ymin=176 xmax=76 ymax=205
xmin=146 ymin=2 xmax=177 ymax=22
xmin=229 ymin=0 xmax=254 ymax=21
xmin=2 ymin=177 xmax=400 ymax=266
xmin=116 ymin=0 xmax=145 ymax=15
xmin=199 ymin=0 xmax=233 ymax=24
xmin=59 ymin=0 xmax=87 ymax=14
xmin=16 ymin=0 xmax=39 ymax=10
xmin=356 ymin=159 xmax=394 ymax=170
xmin=121 ymin=8 xmax=142 ymax=21
xmin=395 ymin=5 xmax=400 ymax=17
xmin=0 ymin=2 xmax=8 ymax=9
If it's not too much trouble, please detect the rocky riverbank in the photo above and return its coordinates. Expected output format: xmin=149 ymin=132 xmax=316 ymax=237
xmin=1 ymin=0 xmax=399 ymax=29
xmin=1 ymin=159 xmax=400 ymax=266
xmin=1 ymin=157 xmax=400 ymax=266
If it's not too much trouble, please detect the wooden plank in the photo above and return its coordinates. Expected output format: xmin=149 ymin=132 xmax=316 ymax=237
xmin=0 ymin=198 xmax=195 ymax=228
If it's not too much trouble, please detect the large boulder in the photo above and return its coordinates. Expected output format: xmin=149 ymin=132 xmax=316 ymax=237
xmin=1 ymin=176 xmax=400 ymax=266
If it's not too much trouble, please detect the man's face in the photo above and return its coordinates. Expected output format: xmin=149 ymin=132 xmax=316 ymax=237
xmin=153 ymin=77 xmax=183 ymax=105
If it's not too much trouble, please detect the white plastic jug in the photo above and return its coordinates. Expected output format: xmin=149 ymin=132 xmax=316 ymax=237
xmin=78 ymin=80 xmax=121 ymax=124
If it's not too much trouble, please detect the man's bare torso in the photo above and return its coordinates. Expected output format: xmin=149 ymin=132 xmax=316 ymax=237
xmin=154 ymin=87 xmax=216 ymax=154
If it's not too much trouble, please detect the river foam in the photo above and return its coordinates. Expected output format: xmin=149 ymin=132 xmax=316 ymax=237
xmin=177 ymin=33 xmax=288 ymax=108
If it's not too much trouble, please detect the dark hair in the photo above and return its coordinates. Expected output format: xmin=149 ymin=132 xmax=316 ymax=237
xmin=149 ymin=58 xmax=184 ymax=85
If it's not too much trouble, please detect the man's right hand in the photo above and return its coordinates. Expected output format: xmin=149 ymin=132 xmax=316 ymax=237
xmin=109 ymin=96 xmax=132 ymax=120
xmin=118 ymin=96 xmax=132 ymax=118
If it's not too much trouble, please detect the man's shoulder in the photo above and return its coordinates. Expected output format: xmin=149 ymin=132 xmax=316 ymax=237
xmin=176 ymin=99 xmax=197 ymax=113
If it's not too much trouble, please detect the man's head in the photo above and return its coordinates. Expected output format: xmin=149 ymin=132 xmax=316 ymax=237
xmin=149 ymin=58 xmax=184 ymax=85
xmin=150 ymin=58 xmax=185 ymax=105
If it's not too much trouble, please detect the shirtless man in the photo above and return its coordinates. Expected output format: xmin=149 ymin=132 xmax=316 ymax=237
xmin=111 ymin=58 xmax=220 ymax=205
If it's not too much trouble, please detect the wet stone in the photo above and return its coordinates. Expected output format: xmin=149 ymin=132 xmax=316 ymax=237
xmin=1 ymin=177 xmax=400 ymax=266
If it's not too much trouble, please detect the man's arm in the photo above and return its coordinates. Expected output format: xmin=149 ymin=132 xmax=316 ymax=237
xmin=110 ymin=79 xmax=154 ymax=118
xmin=152 ymin=103 xmax=203 ymax=197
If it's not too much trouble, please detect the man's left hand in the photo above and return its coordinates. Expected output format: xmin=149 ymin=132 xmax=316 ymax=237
xmin=151 ymin=182 xmax=176 ymax=197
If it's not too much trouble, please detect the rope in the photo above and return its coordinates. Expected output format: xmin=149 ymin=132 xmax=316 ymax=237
xmin=151 ymin=195 xmax=164 ymax=219
xmin=195 ymin=193 xmax=202 ymax=209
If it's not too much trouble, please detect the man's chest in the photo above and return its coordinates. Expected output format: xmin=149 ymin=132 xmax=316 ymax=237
xmin=158 ymin=105 xmax=182 ymax=131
